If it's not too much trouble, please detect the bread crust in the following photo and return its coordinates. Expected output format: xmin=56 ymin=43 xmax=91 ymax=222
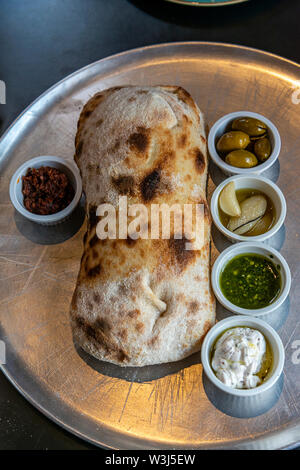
xmin=70 ymin=85 xmax=215 ymax=366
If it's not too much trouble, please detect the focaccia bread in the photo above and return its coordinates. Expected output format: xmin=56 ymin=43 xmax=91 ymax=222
xmin=70 ymin=85 xmax=215 ymax=367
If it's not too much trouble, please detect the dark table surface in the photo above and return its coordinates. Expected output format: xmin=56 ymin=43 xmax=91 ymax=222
xmin=1 ymin=0 xmax=300 ymax=451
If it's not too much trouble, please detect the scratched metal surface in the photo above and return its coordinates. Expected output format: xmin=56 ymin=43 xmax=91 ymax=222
xmin=0 ymin=42 xmax=300 ymax=449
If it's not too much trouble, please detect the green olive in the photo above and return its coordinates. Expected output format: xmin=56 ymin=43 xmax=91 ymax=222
xmin=245 ymin=141 xmax=255 ymax=153
xmin=250 ymin=132 xmax=267 ymax=142
xmin=217 ymin=131 xmax=250 ymax=153
xmin=232 ymin=117 xmax=267 ymax=136
xmin=254 ymin=137 xmax=272 ymax=162
xmin=225 ymin=149 xmax=258 ymax=168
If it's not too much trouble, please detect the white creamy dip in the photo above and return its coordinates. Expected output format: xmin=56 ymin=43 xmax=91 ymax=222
xmin=211 ymin=327 xmax=267 ymax=389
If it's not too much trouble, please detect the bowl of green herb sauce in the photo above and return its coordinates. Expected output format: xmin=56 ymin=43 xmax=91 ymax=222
xmin=211 ymin=242 xmax=291 ymax=316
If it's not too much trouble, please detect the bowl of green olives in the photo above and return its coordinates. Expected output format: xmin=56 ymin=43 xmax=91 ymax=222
xmin=208 ymin=111 xmax=281 ymax=175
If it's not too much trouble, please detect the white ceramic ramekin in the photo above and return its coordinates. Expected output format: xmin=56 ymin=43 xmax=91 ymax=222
xmin=9 ymin=156 xmax=82 ymax=225
xmin=208 ymin=111 xmax=281 ymax=176
xmin=211 ymin=242 xmax=291 ymax=316
xmin=201 ymin=315 xmax=285 ymax=397
xmin=210 ymin=174 xmax=286 ymax=243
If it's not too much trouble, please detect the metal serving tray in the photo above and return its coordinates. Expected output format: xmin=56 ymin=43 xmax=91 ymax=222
xmin=165 ymin=0 xmax=248 ymax=7
xmin=0 ymin=42 xmax=300 ymax=449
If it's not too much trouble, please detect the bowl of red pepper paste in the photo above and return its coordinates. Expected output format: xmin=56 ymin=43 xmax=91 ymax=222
xmin=9 ymin=156 xmax=82 ymax=225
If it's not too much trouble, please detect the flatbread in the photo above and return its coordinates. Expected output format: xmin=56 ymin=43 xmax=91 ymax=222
xmin=70 ymin=85 xmax=215 ymax=367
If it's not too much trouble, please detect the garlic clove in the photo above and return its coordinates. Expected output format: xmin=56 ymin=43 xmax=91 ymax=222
xmin=227 ymin=195 xmax=267 ymax=235
xmin=219 ymin=182 xmax=241 ymax=217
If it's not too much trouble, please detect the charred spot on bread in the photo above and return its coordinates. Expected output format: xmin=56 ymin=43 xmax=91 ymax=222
xmin=117 ymin=350 xmax=129 ymax=362
xmin=110 ymin=86 xmax=122 ymax=92
xmin=135 ymin=321 xmax=145 ymax=333
xmin=71 ymin=290 xmax=79 ymax=309
xmin=202 ymin=320 xmax=212 ymax=340
xmin=202 ymin=202 xmax=211 ymax=223
xmin=94 ymin=318 xmax=111 ymax=332
xmin=125 ymin=236 xmax=137 ymax=247
xmin=74 ymin=315 xmax=129 ymax=362
xmin=83 ymin=110 xmax=93 ymax=118
xmin=74 ymin=315 xmax=85 ymax=331
xmin=195 ymin=148 xmax=205 ymax=173
xmin=93 ymin=293 xmax=101 ymax=303
xmin=75 ymin=140 xmax=83 ymax=158
xmin=140 ymin=168 xmax=161 ymax=202
xmin=112 ymin=175 xmax=135 ymax=195
xmin=88 ymin=205 xmax=98 ymax=229
xmin=87 ymin=264 xmax=102 ymax=278
xmin=128 ymin=309 xmax=140 ymax=319
xmin=128 ymin=127 xmax=150 ymax=153
xmin=189 ymin=301 xmax=200 ymax=314
xmin=178 ymin=133 xmax=187 ymax=148
xmin=112 ymin=140 xmax=120 ymax=152
xmin=77 ymin=93 xmax=105 ymax=133
xmin=168 ymin=236 xmax=196 ymax=270
xmin=93 ymin=92 xmax=104 ymax=102
xmin=86 ymin=324 xmax=97 ymax=341
xmin=173 ymin=87 xmax=197 ymax=112
xmin=118 ymin=329 xmax=128 ymax=341
xmin=148 ymin=334 xmax=159 ymax=347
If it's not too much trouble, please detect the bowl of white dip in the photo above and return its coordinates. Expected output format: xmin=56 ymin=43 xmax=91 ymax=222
xmin=201 ymin=315 xmax=284 ymax=397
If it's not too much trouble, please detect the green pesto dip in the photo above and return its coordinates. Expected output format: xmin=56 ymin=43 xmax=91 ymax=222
xmin=220 ymin=253 xmax=281 ymax=309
